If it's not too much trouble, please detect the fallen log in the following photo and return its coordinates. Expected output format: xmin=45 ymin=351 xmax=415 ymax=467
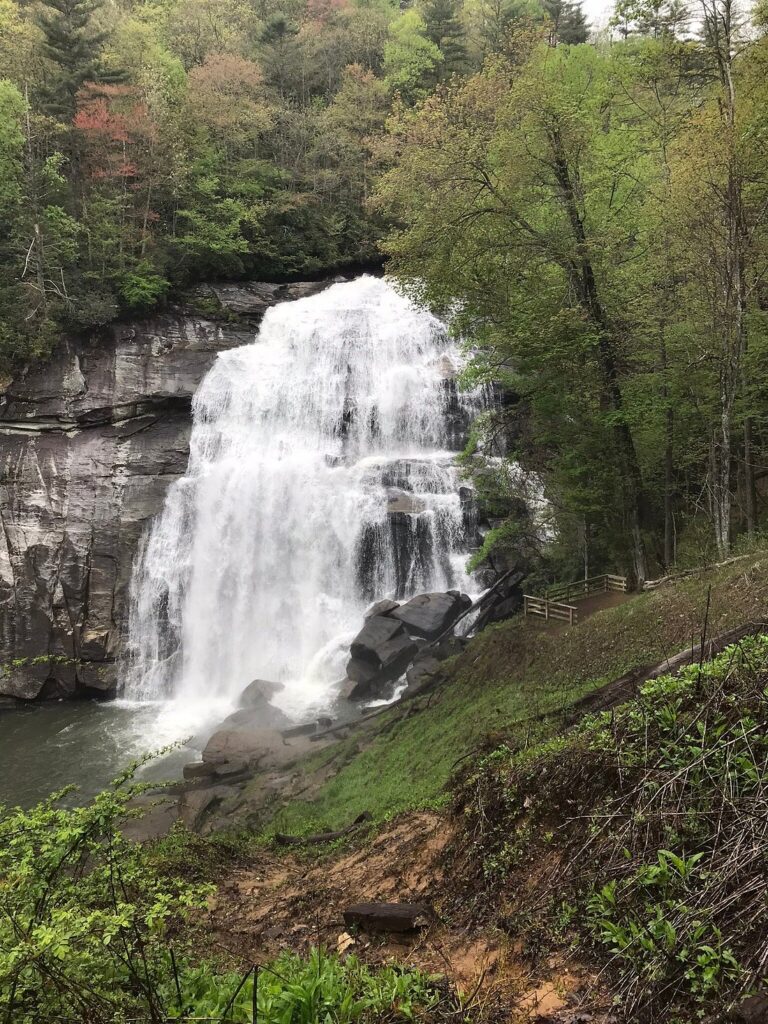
xmin=342 ymin=901 xmax=426 ymax=933
xmin=274 ymin=811 xmax=372 ymax=847
xmin=426 ymin=567 xmax=526 ymax=649
xmin=569 ymin=620 xmax=767 ymax=722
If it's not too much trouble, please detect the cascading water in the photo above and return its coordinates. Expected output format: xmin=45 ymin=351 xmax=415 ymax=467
xmin=125 ymin=276 xmax=482 ymax=724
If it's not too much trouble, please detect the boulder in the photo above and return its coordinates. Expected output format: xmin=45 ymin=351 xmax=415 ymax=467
xmin=473 ymin=571 xmax=526 ymax=633
xmin=364 ymin=599 xmax=399 ymax=619
xmin=350 ymin=615 xmax=407 ymax=663
xmin=346 ymin=621 xmax=419 ymax=700
xmin=238 ymin=678 xmax=285 ymax=708
xmin=231 ymin=688 xmax=290 ymax=729
xmin=391 ymin=591 xmax=472 ymax=641
xmin=179 ymin=784 xmax=238 ymax=830
xmin=201 ymin=708 xmax=324 ymax=778
xmin=182 ymin=760 xmax=216 ymax=781
xmin=346 ymin=657 xmax=382 ymax=686
xmin=405 ymin=653 xmax=443 ymax=696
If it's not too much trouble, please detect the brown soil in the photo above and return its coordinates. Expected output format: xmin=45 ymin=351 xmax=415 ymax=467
xmin=205 ymin=810 xmax=607 ymax=1022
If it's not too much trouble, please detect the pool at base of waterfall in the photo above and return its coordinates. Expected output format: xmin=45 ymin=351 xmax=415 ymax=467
xmin=0 ymin=684 xmax=368 ymax=809
xmin=0 ymin=701 xmax=195 ymax=808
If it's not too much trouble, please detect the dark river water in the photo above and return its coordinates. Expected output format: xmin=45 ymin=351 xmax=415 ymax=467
xmin=0 ymin=700 xmax=206 ymax=809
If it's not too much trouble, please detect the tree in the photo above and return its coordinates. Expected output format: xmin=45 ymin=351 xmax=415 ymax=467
xmin=35 ymin=0 xmax=107 ymax=119
xmin=420 ymin=0 xmax=469 ymax=77
xmin=691 ymin=0 xmax=752 ymax=553
xmin=542 ymin=0 xmax=588 ymax=44
xmin=611 ymin=0 xmax=691 ymax=39
xmin=383 ymin=10 xmax=443 ymax=101
xmin=376 ymin=45 xmax=653 ymax=580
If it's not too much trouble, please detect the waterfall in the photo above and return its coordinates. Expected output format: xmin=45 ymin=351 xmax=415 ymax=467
xmin=125 ymin=276 xmax=482 ymax=719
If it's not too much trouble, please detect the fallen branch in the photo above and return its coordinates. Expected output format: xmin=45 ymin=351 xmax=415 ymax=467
xmin=426 ymin=567 xmax=526 ymax=649
xmin=274 ymin=811 xmax=373 ymax=847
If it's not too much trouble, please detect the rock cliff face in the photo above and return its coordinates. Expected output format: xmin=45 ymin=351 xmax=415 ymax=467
xmin=0 ymin=280 xmax=339 ymax=700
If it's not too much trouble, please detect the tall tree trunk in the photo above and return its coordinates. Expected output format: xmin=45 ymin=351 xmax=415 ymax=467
xmin=664 ymin=402 xmax=675 ymax=568
xmin=701 ymin=0 xmax=748 ymax=558
xmin=550 ymin=129 xmax=649 ymax=584
xmin=659 ymin=328 xmax=675 ymax=569
xmin=715 ymin=399 xmax=732 ymax=557
xmin=744 ymin=415 xmax=756 ymax=535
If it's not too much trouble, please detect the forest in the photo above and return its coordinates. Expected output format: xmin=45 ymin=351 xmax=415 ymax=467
xmin=1 ymin=0 xmax=767 ymax=581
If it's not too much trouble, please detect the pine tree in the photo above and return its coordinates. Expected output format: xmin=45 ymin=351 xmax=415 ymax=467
xmin=35 ymin=0 xmax=106 ymax=120
xmin=420 ymin=0 xmax=469 ymax=78
xmin=542 ymin=0 xmax=588 ymax=44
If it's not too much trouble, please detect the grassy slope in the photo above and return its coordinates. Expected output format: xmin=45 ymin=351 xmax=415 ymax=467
xmin=261 ymin=552 xmax=768 ymax=835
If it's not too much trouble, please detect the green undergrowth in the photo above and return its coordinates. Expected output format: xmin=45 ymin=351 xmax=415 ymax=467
xmin=0 ymin=771 xmax=452 ymax=1023
xmin=262 ymin=552 xmax=768 ymax=835
xmin=455 ymin=633 xmax=768 ymax=1021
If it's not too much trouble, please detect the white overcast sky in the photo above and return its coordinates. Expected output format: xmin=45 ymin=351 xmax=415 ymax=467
xmin=583 ymin=0 xmax=614 ymax=30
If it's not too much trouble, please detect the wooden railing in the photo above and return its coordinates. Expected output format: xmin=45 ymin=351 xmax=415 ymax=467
xmin=523 ymin=573 xmax=629 ymax=627
xmin=545 ymin=573 xmax=628 ymax=604
xmin=523 ymin=594 xmax=578 ymax=626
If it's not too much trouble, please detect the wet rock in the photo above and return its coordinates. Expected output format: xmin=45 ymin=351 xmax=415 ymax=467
xmin=473 ymin=570 xmax=525 ymax=633
xmin=346 ymin=620 xmax=418 ymax=700
xmin=350 ymin=615 xmax=407 ymax=663
xmin=201 ymin=721 xmax=315 ymax=777
xmin=179 ymin=784 xmax=238 ymax=830
xmin=182 ymin=760 xmax=216 ymax=781
xmin=217 ymin=704 xmax=291 ymax=734
xmin=364 ymin=599 xmax=399 ymax=619
xmin=346 ymin=657 xmax=382 ymax=687
xmin=391 ymin=591 xmax=472 ymax=641
xmin=199 ymin=279 xmax=344 ymax=319
xmin=238 ymin=678 xmax=285 ymax=708
xmin=337 ymin=678 xmax=359 ymax=700
xmin=121 ymin=794 xmax=180 ymax=842
xmin=405 ymin=653 xmax=443 ymax=696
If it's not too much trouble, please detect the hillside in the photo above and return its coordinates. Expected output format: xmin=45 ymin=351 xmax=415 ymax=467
xmin=221 ymin=551 xmax=768 ymax=836
xmin=165 ymin=551 xmax=768 ymax=1023
xmin=3 ymin=554 xmax=768 ymax=1023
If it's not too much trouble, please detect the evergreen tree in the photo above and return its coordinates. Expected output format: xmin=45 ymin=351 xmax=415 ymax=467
xmin=420 ymin=0 xmax=469 ymax=78
xmin=35 ymin=0 xmax=106 ymax=120
xmin=542 ymin=0 xmax=588 ymax=44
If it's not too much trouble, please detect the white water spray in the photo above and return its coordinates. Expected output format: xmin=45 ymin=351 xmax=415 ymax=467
xmin=125 ymin=277 xmax=482 ymax=722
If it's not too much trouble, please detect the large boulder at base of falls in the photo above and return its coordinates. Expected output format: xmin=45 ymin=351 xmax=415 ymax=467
xmin=364 ymin=599 xmax=399 ymax=619
xmin=345 ymin=616 xmax=419 ymax=700
xmin=201 ymin=718 xmax=310 ymax=778
xmin=350 ymin=615 xmax=409 ymax=663
xmin=472 ymin=571 xmax=526 ymax=633
xmin=405 ymin=635 xmax=468 ymax=697
xmin=238 ymin=678 xmax=285 ymax=708
xmin=391 ymin=591 xmax=472 ymax=641
xmin=215 ymin=703 xmax=290 ymax=737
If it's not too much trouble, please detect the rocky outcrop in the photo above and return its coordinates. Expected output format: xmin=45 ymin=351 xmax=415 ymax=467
xmin=391 ymin=591 xmax=472 ymax=640
xmin=346 ymin=613 xmax=420 ymax=699
xmin=0 ymin=279 xmax=341 ymax=700
xmin=343 ymin=590 xmax=471 ymax=701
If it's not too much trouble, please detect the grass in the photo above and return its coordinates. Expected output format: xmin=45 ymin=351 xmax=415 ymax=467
xmin=259 ymin=551 xmax=768 ymax=835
